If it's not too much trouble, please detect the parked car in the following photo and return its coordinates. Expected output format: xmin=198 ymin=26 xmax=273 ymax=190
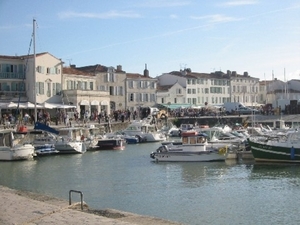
xmin=236 ymin=107 xmax=259 ymax=115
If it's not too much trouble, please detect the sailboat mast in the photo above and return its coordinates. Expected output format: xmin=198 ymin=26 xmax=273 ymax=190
xmin=33 ymin=19 xmax=37 ymax=123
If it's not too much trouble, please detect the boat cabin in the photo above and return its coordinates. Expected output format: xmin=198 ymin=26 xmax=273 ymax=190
xmin=181 ymin=131 xmax=207 ymax=145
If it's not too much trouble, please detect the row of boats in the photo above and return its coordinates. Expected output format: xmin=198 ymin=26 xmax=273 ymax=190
xmin=1 ymin=117 xmax=300 ymax=164
xmin=150 ymin=120 xmax=300 ymax=163
xmin=0 ymin=119 xmax=168 ymax=161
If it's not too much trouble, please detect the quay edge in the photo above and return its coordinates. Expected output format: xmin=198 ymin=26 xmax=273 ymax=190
xmin=0 ymin=185 xmax=182 ymax=225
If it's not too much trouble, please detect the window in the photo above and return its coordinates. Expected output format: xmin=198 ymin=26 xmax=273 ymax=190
xmin=56 ymin=83 xmax=61 ymax=95
xmin=174 ymin=98 xmax=177 ymax=103
xmin=129 ymin=93 xmax=134 ymax=101
xmin=144 ymin=93 xmax=149 ymax=102
xmin=150 ymin=82 xmax=155 ymax=89
xmin=90 ymin=82 xmax=93 ymax=90
xmin=105 ymin=72 xmax=115 ymax=82
xmin=47 ymin=83 xmax=51 ymax=97
xmin=77 ymin=81 xmax=82 ymax=89
xmin=36 ymin=66 xmax=44 ymax=74
xmin=36 ymin=82 xmax=44 ymax=95
xmin=118 ymin=86 xmax=123 ymax=96
xmin=128 ymin=80 xmax=133 ymax=88
xmin=150 ymin=94 xmax=155 ymax=102
xmin=99 ymin=85 xmax=107 ymax=91
xmin=109 ymin=86 xmax=114 ymax=95
xmin=52 ymin=83 xmax=61 ymax=95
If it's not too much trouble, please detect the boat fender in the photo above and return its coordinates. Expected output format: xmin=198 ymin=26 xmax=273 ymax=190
xmin=291 ymin=146 xmax=295 ymax=160
xmin=218 ymin=146 xmax=227 ymax=155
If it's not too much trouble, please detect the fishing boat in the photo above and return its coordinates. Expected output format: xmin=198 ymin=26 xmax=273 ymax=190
xmin=0 ymin=129 xmax=35 ymax=161
xmin=248 ymin=130 xmax=300 ymax=163
xmin=150 ymin=130 xmax=229 ymax=162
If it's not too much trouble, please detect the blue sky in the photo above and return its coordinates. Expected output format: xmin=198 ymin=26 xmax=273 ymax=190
xmin=1 ymin=0 xmax=300 ymax=81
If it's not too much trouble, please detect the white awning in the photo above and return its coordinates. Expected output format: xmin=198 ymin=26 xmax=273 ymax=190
xmin=91 ymin=100 xmax=99 ymax=105
xmin=101 ymin=100 xmax=109 ymax=106
xmin=80 ymin=100 xmax=89 ymax=105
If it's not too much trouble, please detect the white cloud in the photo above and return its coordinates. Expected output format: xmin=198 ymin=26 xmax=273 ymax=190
xmin=169 ymin=14 xmax=178 ymax=19
xmin=135 ymin=0 xmax=191 ymax=8
xmin=190 ymin=14 xmax=241 ymax=23
xmin=219 ymin=0 xmax=258 ymax=7
xmin=58 ymin=10 xmax=141 ymax=19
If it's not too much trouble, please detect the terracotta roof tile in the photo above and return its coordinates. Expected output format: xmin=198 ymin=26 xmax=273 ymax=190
xmin=63 ymin=67 xmax=93 ymax=76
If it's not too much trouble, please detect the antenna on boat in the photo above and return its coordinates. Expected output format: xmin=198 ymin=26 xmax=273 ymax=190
xmin=33 ymin=19 xmax=37 ymax=123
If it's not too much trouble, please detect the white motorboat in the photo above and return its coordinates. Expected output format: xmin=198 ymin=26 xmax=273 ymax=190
xmin=34 ymin=122 xmax=86 ymax=154
xmin=56 ymin=127 xmax=87 ymax=154
xmin=122 ymin=121 xmax=167 ymax=142
xmin=150 ymin=130 xmax=229 ymax=162
xmin=29 ymin=130 xmax=58 ymax=156
xmin=0 ymin=130 xmax=35 ymax=161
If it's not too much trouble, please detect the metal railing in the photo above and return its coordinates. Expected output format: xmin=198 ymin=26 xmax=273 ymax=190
xmin=69 ymin=190 xmax=84 ymax=210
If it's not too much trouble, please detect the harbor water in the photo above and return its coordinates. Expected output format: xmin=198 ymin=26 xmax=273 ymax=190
xmin=1 ymin=140 xmax=300 ymax=225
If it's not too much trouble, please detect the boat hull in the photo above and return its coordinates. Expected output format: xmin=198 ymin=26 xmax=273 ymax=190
xmin=150 ymin=151 xmax=226 ymax=162
xmin=248 ymin=139 xmax=300 ymax=163
xmin=95 ymin=139 xmax=125 ymax=150
xmin=0 ymin=145 xmax=35 ymax=161
xmin=34 ymin=144 xmax=58 ymax=156
xmin=55 ymin=142 xmax=86 ymax=154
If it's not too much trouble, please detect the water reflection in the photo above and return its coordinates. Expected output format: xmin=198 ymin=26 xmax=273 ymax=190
xmin=250 ymin=163 xmax=300 ymax=179
xmin=0 ymin=159 xmax=37 ymax=190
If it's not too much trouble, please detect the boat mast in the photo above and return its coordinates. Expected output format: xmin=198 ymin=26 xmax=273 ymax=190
xmin=33 ymin=19 xmax=37 ymax=123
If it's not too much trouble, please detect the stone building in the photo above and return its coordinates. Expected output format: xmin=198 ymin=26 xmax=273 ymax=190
xmin=62 ymin=66 xmax=110 ymax=117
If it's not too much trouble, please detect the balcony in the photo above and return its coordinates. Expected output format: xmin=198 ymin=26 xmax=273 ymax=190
xmin=62 ymin=89 xmax=109 ymax=97
xmin=0 ymin=72 xmax=25 ymax=79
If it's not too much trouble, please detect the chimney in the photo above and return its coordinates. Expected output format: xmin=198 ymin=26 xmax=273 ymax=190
xmin=144 ymin=63 xmax=149 ymax=77
xmin=116 ymin=65 xmax=122 ymax=71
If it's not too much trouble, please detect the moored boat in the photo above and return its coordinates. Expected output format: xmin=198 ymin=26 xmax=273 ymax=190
xmin=248 ymin=130 xmax=300 ymax=163
xmin=122 ymin=121 xmax=167 ymax=142
xmin=34 ymin=122 xmax=86 ymax=154
xmin=94 ymin=138 xmax=125 ymax=150
xmin=0 ymin=129 xmax=35 ymax=161
xmin=29 ymin=130 xmax=58 ymax=156
xmin=150 ymin=130 xmax=229 ymax=162
xmin=55 ymin=127 xmax=87 ymax=154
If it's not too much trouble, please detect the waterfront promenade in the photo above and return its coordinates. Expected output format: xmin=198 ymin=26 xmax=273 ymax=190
xmin=0 ymin=185 xmax=181 ymax=225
